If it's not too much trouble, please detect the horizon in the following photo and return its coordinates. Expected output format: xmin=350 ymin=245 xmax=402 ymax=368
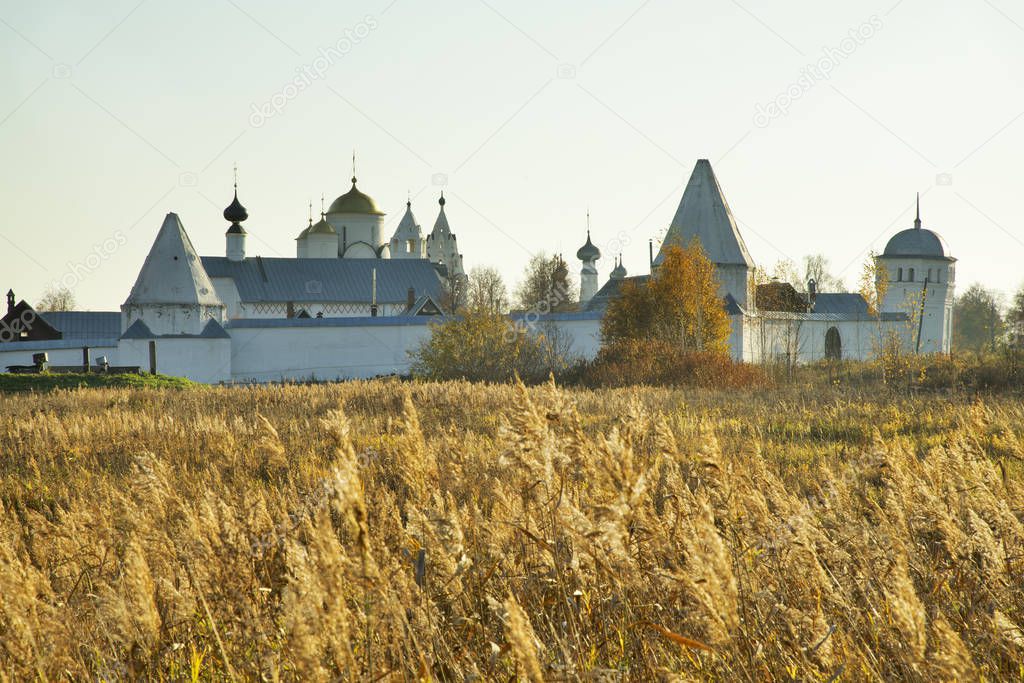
xmin=2 ymin=0 xmax=1022 ymax=310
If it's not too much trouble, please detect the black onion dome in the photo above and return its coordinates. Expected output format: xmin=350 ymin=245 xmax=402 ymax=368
xmin=223 ymin=189 xmax=248 ymax=224
xmin=576 ymin=231 xmax=601 ymax=261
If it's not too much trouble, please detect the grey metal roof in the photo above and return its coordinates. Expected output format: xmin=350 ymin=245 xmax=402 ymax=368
xmin=881 ymin=228 xmax=953 ymax=260
xmin=583 ymin=275 xmax=650 ymax=311
xmin=36 ymin=311 xmax=120 ymax=339
xmin=654 ymin=159 xmax=754 ymax=268
xmin=811 ymin=293 xmax=871 ymax=317
xmin=201 ymin=256 xmax=445 ymax=304
xmin=227 ymin=316 xmax=436 ymax=329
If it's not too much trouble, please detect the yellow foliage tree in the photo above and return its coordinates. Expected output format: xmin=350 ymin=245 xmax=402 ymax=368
xmin=602 ymin=241 xmax=731 ymax=353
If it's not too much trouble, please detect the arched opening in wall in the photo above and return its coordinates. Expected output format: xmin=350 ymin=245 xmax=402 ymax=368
xmin=825 ymin=326 xmax=842 ymax=360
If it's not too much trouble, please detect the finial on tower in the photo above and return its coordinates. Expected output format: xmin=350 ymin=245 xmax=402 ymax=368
xmin=320 ymin=193 xmax=325 ymax=217
xmin=439 ymin=190 xmax=446 ymax=207
xmin=308 ymin=200 xmax=313 ymax=227
xmin=407 ymin=189 xmax=411 ymax=208
xmin=914 ymin=192 xmax=921 ymax=229
xmin=351 ymin=151 xmax=357 ymax=185
xmin=233 ymin=162 xmax=238 ymax=190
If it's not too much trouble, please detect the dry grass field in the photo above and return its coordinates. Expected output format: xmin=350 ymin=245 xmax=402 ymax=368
xmin=1 ymin=380 xmax=1023 ymax=681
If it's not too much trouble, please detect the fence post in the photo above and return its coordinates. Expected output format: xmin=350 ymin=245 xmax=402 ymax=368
xmin=82 ymin=346 xmax=91 ymax=373
xmin=149 ymin=341 xmax=157 ymax=374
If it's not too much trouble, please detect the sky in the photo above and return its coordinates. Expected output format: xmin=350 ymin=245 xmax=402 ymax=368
xmin=1 ymin=0 xmax=1022 ymax=311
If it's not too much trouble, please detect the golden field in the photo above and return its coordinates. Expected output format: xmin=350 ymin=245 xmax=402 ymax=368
xmin=1 ymin=381 xmax=1022 ymax=681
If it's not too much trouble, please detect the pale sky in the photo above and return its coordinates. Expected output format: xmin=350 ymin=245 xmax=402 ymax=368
xmin=2 ymin=0 xmax=1022 ymax=310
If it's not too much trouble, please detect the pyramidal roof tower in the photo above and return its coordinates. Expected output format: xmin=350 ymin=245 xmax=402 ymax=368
xmin=126 ymin=213 xmax=221 ymax=305
xmin=122 ymin=213 xmax=225 ymax=335
xmin=653 ymin=159 xmax=753 ymax=269
xmin=390 ymin=198 xmax=426 ymax=259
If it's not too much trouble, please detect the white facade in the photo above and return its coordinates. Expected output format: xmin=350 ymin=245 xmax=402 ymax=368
xmin=389 ymin=201 xmax=428 ymax=259
xmin=878 ymin=256 xmax=955 ymax=354
xmin=226 ymin=231 xmax=245 ymax=262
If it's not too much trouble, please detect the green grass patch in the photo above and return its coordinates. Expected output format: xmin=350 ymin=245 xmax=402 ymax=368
xmin=0 ymin=372 xmax=196 ymax=392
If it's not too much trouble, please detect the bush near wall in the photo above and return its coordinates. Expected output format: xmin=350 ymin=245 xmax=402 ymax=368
xmin=563 ymin=338 xmax=772 ymax=389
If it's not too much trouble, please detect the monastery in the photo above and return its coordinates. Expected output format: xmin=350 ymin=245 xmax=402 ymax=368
xmin=1 ymin=160 xmax=955 ymax=382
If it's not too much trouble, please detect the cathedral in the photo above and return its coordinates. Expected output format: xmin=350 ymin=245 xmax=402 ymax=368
xmin=0 ymin=158 xmax=955 ymax=382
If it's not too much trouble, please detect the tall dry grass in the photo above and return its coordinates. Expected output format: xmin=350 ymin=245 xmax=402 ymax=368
xmin=0 ymin=380 xmax=1022 ymax=681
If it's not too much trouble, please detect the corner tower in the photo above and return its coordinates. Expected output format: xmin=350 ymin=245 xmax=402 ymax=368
xmin=653 ymin=159 xmax=753 ymax=308
xmin=877 ymin=195 xmax=955 ymax=353
xmin=122 ymin=213 xmax=226 ymax=335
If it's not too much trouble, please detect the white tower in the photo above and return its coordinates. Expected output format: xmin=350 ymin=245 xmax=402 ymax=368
xmin=576 ymin=216 xmax=601 ymax=305
xmin=223 ymin=176 xmax=247 ymax=262
xmin=877 ymin=196 xmax=956 ymax=353
xmin=389 ymin=199 xmax=427 ymax=259
xmin=426 ymin=192 xmax=465 ymax=279
xmin=122 ymin=213 xmax=226 ymax=336
xmin=653 ymin=159 xmax=753 ymax=308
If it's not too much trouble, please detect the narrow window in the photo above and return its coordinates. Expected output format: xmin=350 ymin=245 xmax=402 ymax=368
xmin=908 ymin=267 xmax=915 ymax=282
xmin=897 ymin=267 xmax=903 ymax=282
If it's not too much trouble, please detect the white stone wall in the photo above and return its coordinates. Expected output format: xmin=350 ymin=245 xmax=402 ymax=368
xmin=0 ymin=343 xmax=119 ymax=371
xmin=118 ymin=337 xmax=232 ymax=383
xmin=742 ymin=315 xmax=899 ymax=364
xmin=228 ymin=322 xmax=435 ymax=382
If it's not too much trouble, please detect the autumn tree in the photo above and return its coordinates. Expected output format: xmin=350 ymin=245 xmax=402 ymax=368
xmin=802 ymin=254 xmax=845 ymax=292
xmin=514 ymin=253 xmax=577 ymax=313
xmin=439 ymin=273 xmax=468 ymax=314
xmin=1008 ymin=284 xmax=1024 ymax=348
xmin=768 ymin=254 xmax=845 ymax=292
xmin=953 ymin=283 xmax=1004 ymax=352
xmin=601 ymin=241 xmax=730 ymax=353
xmin=466 ymin=266 xmax=509 ymax=314
xmin=36 ymin=285 xmax=76 ymax=312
